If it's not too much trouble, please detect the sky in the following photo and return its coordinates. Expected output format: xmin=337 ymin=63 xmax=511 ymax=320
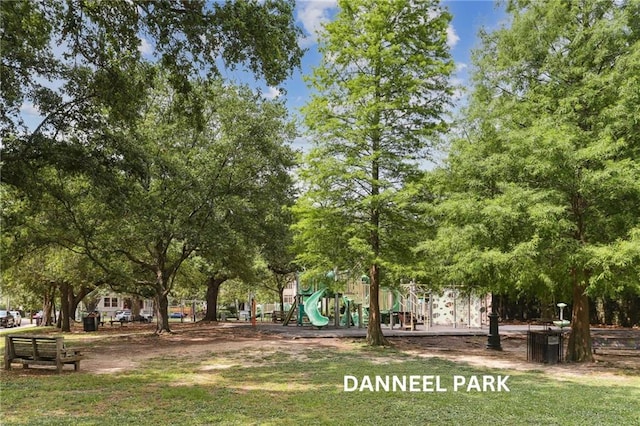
xmin=282 ymin=1 xmax=505 ymax=106
xmin=246 ymin=0 xmax=509 ymax=152
xmin=20 ymin=1 xmax=508 ymax=142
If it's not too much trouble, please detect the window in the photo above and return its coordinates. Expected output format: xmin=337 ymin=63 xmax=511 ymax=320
xmin=103 ymin=297 xmax=118 ymax=308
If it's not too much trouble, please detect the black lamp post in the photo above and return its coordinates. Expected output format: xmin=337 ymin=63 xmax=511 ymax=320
xmin=486 ymin=293 xmax=502 ymax=350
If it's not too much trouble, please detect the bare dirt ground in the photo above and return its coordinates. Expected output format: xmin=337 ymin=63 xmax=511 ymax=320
xmin=6 ymin=322 xmax=640 ymax=379
xmin=66 ymin=322 xmax=355 ymax=375
xmin=391 ymin=333 xmax=640 ymax=382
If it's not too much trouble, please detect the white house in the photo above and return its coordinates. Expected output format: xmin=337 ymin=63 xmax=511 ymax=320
xmin=94 ymin=293 xmax=154 ymax=319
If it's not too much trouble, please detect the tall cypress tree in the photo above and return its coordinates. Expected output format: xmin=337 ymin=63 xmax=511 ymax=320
xmin=295 ymin=0 xmax=453 ymax=345
xmin=434 ymin=0 xmax=640 ymax=361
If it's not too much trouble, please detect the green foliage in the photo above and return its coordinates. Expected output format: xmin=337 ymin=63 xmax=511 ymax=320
xmin=420 ymin=0 xmax=640 ymax=301
xmin=295 ymin=0 xmax=453 ymax=345
xmin=96 ymin=77 xmax=297 ymax=306
xmin=1 ymin=0 xmax=303 ymax=135
xmin=1 ymin=0 xmax=302 ymax=325
xmin=294 ymin=0 xmax=454 ymax=281
xmin=1 ymin=76 xmax=298 ymax=326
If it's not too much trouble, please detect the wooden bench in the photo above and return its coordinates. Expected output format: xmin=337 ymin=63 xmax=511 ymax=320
xmin=4 ymin=335 xmax=84 ymax=373
xmin=592 ymin=336 xmax=640 ymax=354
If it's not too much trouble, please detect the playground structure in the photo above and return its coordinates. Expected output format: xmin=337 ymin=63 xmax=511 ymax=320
xmin=276 ymin=271 xmax=489 ymax=330
xmin=381 ymin=285 xmax=490 ymax=330
xmin=280 ymin=272 xmax=369 ymax=328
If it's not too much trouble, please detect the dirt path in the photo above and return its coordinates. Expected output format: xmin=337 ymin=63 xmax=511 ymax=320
xmin=9 ymin=322 xmax=640 ymax=378
xmin=390 ymin=334 xmax=640 ymax=382
xmin=79 ymin=323 xmax=354 ymax=374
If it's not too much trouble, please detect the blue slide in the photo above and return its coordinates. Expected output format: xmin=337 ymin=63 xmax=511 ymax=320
xmin=304 ymin=289 xmax=329 ymax=328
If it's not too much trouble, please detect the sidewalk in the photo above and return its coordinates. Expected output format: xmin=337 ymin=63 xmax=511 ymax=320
xmin=248 ymin=322 xmax=491 ymax=339
xmin=234 ymin=321 xmax=639 ymax=339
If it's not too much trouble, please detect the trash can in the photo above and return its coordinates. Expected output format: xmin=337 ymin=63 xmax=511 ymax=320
xmin=527 ymin=330 xmax=564 ymax=364
xmin=83 ymin=315 xmax=97 ymax=332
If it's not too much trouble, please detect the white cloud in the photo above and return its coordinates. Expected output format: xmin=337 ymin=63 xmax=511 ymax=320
xmin=451 ymin=85 xmax=466 ymax=103
xmin=19 ymin=102 xmax=45 ymax=132
xmin=456 ymin=63 xmax=468 ymax=72
xmin=20 ymin=102 xmax=40 ymax=116
xmin=138 ymin=37 xmax=153 ymax=56
xmin=297 ymin=1 xmax=337 ymax=47
xmin=297 ymin=3 xmax=458 ymax=50
xmin=447 ymin=24 xmax=460 ymax=48
xmin=264 ymin=86 xmax=281 ymax=100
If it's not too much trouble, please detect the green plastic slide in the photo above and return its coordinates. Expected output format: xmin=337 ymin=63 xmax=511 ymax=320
xmin=392 ymin=289 xmax=402 ymax=312
xmin=304 ymin=288 xmax=329 ymax=328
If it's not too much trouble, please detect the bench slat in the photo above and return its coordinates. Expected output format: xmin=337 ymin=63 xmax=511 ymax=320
xmin=4 ymin=335 xmax=84 ymax=373
xmin=592 ymin=336 xmax=640 ymax=354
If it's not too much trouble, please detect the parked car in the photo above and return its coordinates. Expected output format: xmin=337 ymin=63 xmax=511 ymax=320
xmin=170 ymin=312 xmax=185 ymax=319
xmin=0 ymin=310 xmax=15 ymax=328
xmin=135 ymin=311 xmax=154 ymax=322
xmin=115 ymin=310 xmax=132 ymax=322
xmin=9 ymin=311 xmax=22 ymax=326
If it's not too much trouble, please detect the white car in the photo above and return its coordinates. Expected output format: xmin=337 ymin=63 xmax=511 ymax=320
xmin=9 ymin=311 xmax=22 ymax=326
xmin=115 ymin=310 xmax=132 ymax=322
xmin=138 ymin=311 xmax=154 ymax=322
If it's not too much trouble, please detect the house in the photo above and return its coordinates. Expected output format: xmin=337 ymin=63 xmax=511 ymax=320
xmin=94 ymin=293 xmax=154 ymax=319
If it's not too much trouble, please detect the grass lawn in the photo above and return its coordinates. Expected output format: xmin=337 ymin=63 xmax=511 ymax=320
xmin=1 ymin=327 xmax=639 ymax=425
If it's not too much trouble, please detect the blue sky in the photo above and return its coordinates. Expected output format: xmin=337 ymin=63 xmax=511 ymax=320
xmin=20 ymin=1 xmax=508 ymax=139
xmin=246 ymin=0 xmax=509 ymax=152
xmin=264 ymin=1 xmax=507 ymax=117
xmin=132 ymin=1 xmax=507 ymax=156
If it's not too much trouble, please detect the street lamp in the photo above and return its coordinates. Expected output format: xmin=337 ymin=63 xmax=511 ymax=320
xmin=486 ymin=293 xmax=502 ymax=350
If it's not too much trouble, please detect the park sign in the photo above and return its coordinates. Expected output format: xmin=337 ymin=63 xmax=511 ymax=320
xmin=343 ymin=374 xmax=510 ymax=393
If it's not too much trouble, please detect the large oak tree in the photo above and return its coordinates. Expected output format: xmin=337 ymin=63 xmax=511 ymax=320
xmin=2 ymin=0 xmax=303 ymax=209
xmin=1 ymin=0 xmax=303 ymax=332
xmin=99 ymin=80 xmax=297 ymax=333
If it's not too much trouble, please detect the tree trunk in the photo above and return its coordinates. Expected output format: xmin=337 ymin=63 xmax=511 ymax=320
xmin=84 ymin=292 xmax=101 ymax=313
xmin=366 ymin=99 xmax=387 ymax=346
xmin=71 ymin=286 xmax=92 ymax=318
xmin=131 ymin=296 xmax=141 ymax=319
xmin=567 ymin=271 xmax=593 ymax=362
xmin=42 ymin=284 xmax=56 ymax=326
xmin=203 ymin=276 xmax=227 ymax=321
xmin=593 ymin=297 xmax=605 ymax=325
xmin=274 ymin=273 xmax=286 ymax=315
xmin=59 ymin=282 xmax=72 ymax=332
xmin=625 ymin=294 xmax=640 ymax=326
xmin=58 ymin=285 xmax=92 ymax=330
xmin=278 ymin=286 xmax=285 ymax=316
xmin=156 ymin=291 xmax=171 ymax=334
xmin=366 ymin=263 xmax=388 ymax=346
xmin=42 ymin=301 xmax=53 ymax=326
